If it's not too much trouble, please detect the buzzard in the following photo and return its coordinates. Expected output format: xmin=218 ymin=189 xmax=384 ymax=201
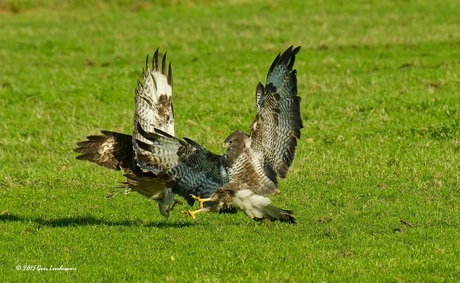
xmin=74 ymin=49 xmax=181 ymax=218
xmin=136 ymin=46 xmax=302 ymax=223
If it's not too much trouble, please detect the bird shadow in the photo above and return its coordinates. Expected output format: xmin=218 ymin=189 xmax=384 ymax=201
xmin=0 ymin=213 xmax=195 ymax=228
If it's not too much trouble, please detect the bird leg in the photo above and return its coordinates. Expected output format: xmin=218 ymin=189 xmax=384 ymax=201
xmin=182 ymin=195 xmax=214 ymax=219
xmin=190 ymin=194 xmax=213 ymax=209
xmin=167 ymin=199 xmax=183 ymax=213
xmin=183 ymin=208 xmax=207 ymax=220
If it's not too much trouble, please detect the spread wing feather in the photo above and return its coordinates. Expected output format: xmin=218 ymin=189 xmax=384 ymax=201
xmin=133 ymin=49 xmax=174 ymax=140
xmin=132 ymin=49 xmax=174 ymax=172
xmin=249 ymin=46 xmax=302 ymax=179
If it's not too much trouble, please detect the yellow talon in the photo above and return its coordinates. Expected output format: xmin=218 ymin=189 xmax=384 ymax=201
xmin=182 ymin=196 xmax=212 ymax=219
xmin=190 ymin=195 xmax=212 ymax=209
xmin=182 ymin=209 xmax=200 ymax=219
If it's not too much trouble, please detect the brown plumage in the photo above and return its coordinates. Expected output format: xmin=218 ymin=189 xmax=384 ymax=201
xmin=75 ymin=49 xmax=180 ymax=218
xmin=137 ymin=46 xmax=302 ymax=223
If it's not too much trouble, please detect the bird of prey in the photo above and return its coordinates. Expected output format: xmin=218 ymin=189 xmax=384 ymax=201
xmin=74 ymin=49 xmax=181 ymax=218
xmin=135 ymin=46 xmax=302 ymax=223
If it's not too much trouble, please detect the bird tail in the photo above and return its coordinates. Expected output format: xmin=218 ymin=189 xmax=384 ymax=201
xmin=258 ymin=205 xmax=296 ymax=224
xmin=235 ymin=189 xmax=296 ymax=224
xmin=74 ymin=131 xmax=134 ymax=171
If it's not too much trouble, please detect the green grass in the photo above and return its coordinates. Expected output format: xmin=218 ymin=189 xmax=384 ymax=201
xmin=1 ymin=0 xmax=459 ymax=281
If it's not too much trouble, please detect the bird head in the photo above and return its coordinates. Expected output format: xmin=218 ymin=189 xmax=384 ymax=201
xmin=222 ymin=130 xmax=248 ymax=150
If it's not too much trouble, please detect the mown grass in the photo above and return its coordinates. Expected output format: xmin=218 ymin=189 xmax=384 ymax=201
xmin=1 ymin=0 xmax=459 ymax=282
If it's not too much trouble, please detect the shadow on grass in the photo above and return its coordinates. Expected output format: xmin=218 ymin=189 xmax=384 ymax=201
xmin=0 ymin=213 xmax=195 ymax=228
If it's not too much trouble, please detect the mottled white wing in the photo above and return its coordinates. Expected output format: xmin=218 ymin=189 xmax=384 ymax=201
xmin=133 ymin=48 xmax=174 ymax=137
xmin=132 ymin=49 xmax=174 ymax=173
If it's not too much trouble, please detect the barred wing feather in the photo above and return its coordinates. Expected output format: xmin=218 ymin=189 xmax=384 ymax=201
xmin=249 ymin=46 xmax=302 ymax=180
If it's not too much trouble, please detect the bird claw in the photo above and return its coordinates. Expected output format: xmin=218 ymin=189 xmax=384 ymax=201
xmin=190 ymin=194 xmax=211 ymax=209
xmin=182 ymin=196 xmax=211 ymax=219
xmin=182 ymin=210 xmax=197 ymax=219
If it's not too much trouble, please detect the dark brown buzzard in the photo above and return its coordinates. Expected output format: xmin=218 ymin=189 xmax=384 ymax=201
xmin=74 ymin=49 xmax=181 ymax=218
xmin=136 ymin=46 xmax=302 ymax=223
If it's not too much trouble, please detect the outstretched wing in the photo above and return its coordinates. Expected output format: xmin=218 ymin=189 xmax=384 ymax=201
xmin=75 ymin=48 xmax=174 ymax=175
xmin=74 ymin=131 xmax=135 ymax=171
xmin=75 ymin=49 xmax=175 ymax=210
xmin=249 ymin=46 xmax=302 ymax=180
xmin=133 ymin=48 xmax=174 ymax=146
xmin=136 ymin=126 xmax=229 ymax=206
xmin=132 ymin=48 xmax=174 ymax=174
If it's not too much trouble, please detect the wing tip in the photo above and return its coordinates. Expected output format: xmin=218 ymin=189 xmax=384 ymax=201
xmin=268 ymin=45 xmax=301 ymax=74
xmin=147 ymin=48 xmax=173 ymax=87
xmin=153 ymin=48 xmax=160 ymax=71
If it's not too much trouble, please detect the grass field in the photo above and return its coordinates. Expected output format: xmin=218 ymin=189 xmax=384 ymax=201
xmin=1 ymin=0 xmax=459 ymax=282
